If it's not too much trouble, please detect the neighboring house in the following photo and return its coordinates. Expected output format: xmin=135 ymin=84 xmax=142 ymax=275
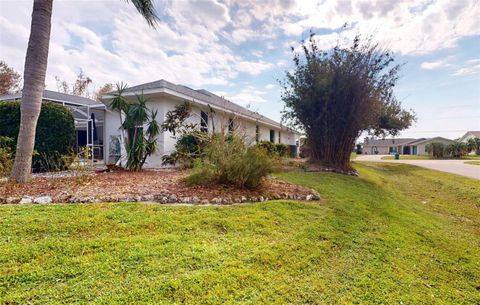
xmin=404 ymin=137 xmax=455 ymax=156
xmin=360 ymin=137 xmax=456 ymax=156
xmin=100 ymin=79 xmax=301 ymax=167
xmin=0 ymin=90 xmax=105 ymax=159
xmin=459 ymin=131 xmax=480 ymax=142
xmin=361 ymin=138 xmax=416 ymax=155
xmin=459 ymin=131 xmax=480 ymax=155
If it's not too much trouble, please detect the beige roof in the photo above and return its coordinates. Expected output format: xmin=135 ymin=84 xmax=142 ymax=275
xmin=465 ymin=131 xmax=480 ymax=138
xmin=362 ymin=138 xmax=417 ymax=146
xmin=407 ymin=137 xmax=454 ymax=145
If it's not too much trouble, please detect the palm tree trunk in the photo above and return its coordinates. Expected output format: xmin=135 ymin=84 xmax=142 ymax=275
xmin=10 ymin=0 xmax=53 ymax=183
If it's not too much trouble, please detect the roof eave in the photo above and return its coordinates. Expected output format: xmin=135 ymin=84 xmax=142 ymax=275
xmin=108 ymin=87 xmax=289 ymax=130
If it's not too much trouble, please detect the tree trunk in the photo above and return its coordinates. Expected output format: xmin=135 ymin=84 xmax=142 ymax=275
xmin=10 ymin=0 xmax=53 ymax=183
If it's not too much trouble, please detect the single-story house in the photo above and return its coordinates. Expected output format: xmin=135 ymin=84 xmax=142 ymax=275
xmin=101 ymin=79 xmax=301 ymax=167
xmin=404 ymin=137 xmax=455 ymax=156
xmin=0 ymin=90 xmax=105 ymax=160
xmin=459 ymin=131 xmax=480 ymax=142
xmin=459 ymin=131 xmax=480 ymax=154
xmin=361 ymin=138 xmax=416 ymax=155
xmin=1 ymin=80 xmax=300 ymax=168
xmin=360 ymin=137 xmax=455 ymax=156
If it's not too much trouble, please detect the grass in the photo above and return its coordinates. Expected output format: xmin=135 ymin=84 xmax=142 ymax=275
xmin=381 ymin=154 xmax=480 ymax=160
xmin=465 ymin=161 xmax=480 ymax=165
xmin=1 ymin=163 xmax=479 ymax=304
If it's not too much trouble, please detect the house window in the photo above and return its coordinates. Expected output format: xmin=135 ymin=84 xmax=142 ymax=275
xmin=228 ymin=118 xmax=234 ymax=132
xmin=269 ymin=129 xmax=275 ymax=143
xmin=278 ymin=131 xmax=281 ymax=143
xmin=255 ymin=125 xmax=260 ymax=143
xmin=200 ymin=111 xmax=208 ymax=132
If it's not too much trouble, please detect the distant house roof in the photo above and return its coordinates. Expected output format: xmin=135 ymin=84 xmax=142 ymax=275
xmin=107 ymin=79 xmax=289 ymax=130
xmin=462 ymin=131 xmax=480 ymax=139
xmin=404 ymin=137 xmax=455 ymax=145
xmin=0 ymin=90 xmax=103 ymax=107
xmin=362 ymin=137 xmax=456 ymax=147
xmin=362 ymin=138 xmax=417 ymax=147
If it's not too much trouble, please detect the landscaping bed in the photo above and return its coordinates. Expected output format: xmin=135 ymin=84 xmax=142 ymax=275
xmin=0 ymin=169 xmax=319 ymax=204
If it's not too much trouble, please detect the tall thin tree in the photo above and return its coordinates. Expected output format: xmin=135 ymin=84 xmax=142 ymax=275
xmin=10 ymin=0 xmax=158 ymax=183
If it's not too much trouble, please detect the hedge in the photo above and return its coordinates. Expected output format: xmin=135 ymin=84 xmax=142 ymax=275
xmin=256 ymin=140 xmax=290 ymax=157
xmin=0 ymin=101 xmax=75 ymax=172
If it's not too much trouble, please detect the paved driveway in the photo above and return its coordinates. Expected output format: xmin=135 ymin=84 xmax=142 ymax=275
xmin=356 ymin=155 xmax=480 ymax=180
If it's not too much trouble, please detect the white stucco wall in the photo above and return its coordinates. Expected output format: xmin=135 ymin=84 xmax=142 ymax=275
xmin=103 ymin=108 xmax=122 ymax=164
xmin=363 ymin=145 xmax=391 ymax=155
xmin=103 ymin=94 xmax=300 ymax=168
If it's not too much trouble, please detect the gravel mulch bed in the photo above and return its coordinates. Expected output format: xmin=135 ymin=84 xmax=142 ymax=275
xmin=0 ymin=169 xmax=320 ymax=204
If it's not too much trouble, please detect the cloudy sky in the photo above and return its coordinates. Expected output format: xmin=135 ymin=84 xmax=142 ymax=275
xmin=1 ymin=0 xmax=479 ymax=139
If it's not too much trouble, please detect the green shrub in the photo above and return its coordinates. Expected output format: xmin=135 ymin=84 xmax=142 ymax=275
xmin=257 ymin=140 xmax=275 ymax=155
xmin=185 ymin=134 xmax=275 ymax=189
xmin=467 ymin=137 xmax=480 ymax=155
xmin=425 ymin=141 xmax=469 ymax=159
xmin=0 ymin=101 xmax=75 ymax=172
xmin=274 ymin=143 xmax=289 ymax=157
xmin=445 ymin=142 xmax=468 ymax=158
xmin=162 ymin=132 xmax=208 ymax=168
xmin=0 ymin=136 xmax=14 ymax=176
xmin=185 ymin=159 xmax=218 ymax=185
xmin=256 ymin=140 xmax=290 ymax=157
xmin=425 ymin=142 xmax=443 ymax=158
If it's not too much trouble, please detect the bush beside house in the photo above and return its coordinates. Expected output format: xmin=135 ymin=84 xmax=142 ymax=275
xmin=425 ymin=141 xmax=470 ymax=159
xmin=186 ymin=135 xmax=275 ymax=189
xmin=256 ymin=140 xmax=290 ymax=157
xmin=0 ymin=136 xmax=14 ymax=176
xmin=0 ymin=101 xmax=75 ymax=172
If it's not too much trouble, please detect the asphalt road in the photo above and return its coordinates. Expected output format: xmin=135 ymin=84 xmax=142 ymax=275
xmin=356 ymin=154 xmax=480 ymax=180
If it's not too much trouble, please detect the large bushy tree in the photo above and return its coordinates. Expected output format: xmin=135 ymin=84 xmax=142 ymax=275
xmin=281 ymin=34 xmax=415 ymax=173
xmin=0 ymin=60 xmax=21 ymax=95
xmin=11 ymin=0 xmax=158 ymax=183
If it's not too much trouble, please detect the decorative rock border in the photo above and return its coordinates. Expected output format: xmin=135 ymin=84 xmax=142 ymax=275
xmin=1 ymin=190 xmax=320 ymax=205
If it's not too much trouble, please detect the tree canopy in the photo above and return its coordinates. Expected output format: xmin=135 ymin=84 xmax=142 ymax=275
xmin=281 ymin=33 xmax=415 ymax=173
xmin=0 ymin=60 xmax=21 ymax=95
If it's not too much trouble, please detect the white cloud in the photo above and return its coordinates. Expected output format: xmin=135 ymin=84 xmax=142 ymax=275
xmin=235 ymin=60 xmax=273 ymax=75
xmin=420 ymin=60 xmax=449 ymax=70
xmin=0 ymin=0 xmax=276 ymax=91
xmin=282 ymin=0 xmax=480 ymax=55
xmin=0 ymin=0 xmax=478 ymax=103
xmin=265 ymin=84 xmax=276 ymax=89
xmin=452 ymin=60 xmax=480 ymax=76
xmin=225 ymin=87 xmax=268 ymax=105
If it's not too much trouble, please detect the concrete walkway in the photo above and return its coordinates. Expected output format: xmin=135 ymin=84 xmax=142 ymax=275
xmin=356 ymin=155 xmax=480 ymax=180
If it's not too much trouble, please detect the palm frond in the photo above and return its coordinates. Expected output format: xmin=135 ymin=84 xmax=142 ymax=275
xmin=110 ymin=82 xmax=129 ymax=112
xmin=127 ymin=0 xmax=159 ymax=28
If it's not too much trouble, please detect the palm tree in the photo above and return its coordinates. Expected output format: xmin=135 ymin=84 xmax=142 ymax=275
xmin=10 ymin=0 xmax=158 ymax=183
xmin=109 ymin=87 xmax=160 ymax=171
xmin=467 ymin=137 xmax=480 ymax=155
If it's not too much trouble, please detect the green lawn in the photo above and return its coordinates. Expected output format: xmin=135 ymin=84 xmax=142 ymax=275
xmin=465 ymin=161 xmax=480 ymax=166
xmin=1 ymin=163 xmax=479 ymax=304
xmin=381 ymin=154 xmax=480 ymax=160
